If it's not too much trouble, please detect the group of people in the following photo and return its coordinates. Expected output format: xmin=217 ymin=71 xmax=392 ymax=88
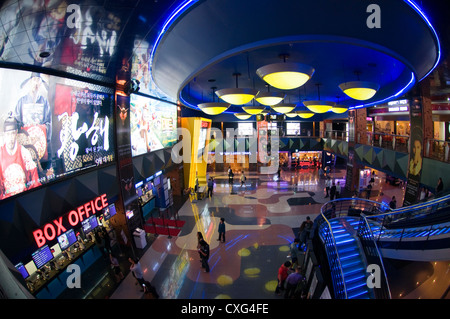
xmin=324 ymin=176 xmax=341 ymax=200
xmin=228 ymin=166 xmax=247 ymax=187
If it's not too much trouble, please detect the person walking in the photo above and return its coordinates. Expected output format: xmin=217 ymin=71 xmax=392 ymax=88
xmin=198 ymin=237 xmax=210 ymax=272
xmin=284 ymin=266 xmax=304 ymax=299
xmin=240 ymin=171 xmax=246 ymax=187
xmin=217 ymin=218 xmax=226 ymax=242
xmin=275 ymin=261 xmax=291 ymax=295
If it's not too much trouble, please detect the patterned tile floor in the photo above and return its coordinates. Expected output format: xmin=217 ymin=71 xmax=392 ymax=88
xmin=108 ymin=167 xmax=449 ymax=300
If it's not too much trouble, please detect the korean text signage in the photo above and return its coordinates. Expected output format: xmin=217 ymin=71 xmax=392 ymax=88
xmin=32 ymin=194 xmax=108 ymax=248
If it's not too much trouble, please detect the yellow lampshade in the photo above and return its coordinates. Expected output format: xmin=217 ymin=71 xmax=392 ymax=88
xmin=242 ymin=105 xmax=265 ymax=115
xmin=285 ymin=112 xmax=298 ymax=118
xmin=216 ymin=88 xmax=258 ymax=105
xmin=198 ymin=102 xmax=230 ymax=115
xmin=234 ymin=112 xmax=252 ymax=120
xmin=256 ymin=63 xmax=315 ymax=90
xmin=331 ymin=104 xmax=349 ymax=114
xmin=255 ymin=91 xmax=285 ymax=106
xmin=339 ymin=81 xmax=379 ymax=100
xmin=270 ymin=103 xmax=296 ymax=114
xmin=303 ymin=101 xmax=335 ymax=113
xmin=296 ymin=111 xmax=314 ymax=119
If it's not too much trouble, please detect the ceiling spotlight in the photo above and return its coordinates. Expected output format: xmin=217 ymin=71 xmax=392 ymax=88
xmin=234 ymin=112 xmax=252 ymax=120
xmin=216 ymin=73 xmax=258 ymax=105
xmin=256 ymin=54 xmax=315 ymax=90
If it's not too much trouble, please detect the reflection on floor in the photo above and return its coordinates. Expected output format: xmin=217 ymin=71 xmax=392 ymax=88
xmin=103 ymin=167 xmax=449 ymax=300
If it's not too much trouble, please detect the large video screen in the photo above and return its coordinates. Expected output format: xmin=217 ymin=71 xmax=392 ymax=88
xmin=0 ymin=68 xmax=115 ymax=200
xmin=129 ymin=94 xmax=177 ymax=157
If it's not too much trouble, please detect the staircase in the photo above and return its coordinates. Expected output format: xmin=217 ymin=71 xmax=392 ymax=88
xmin=328 ymin=217 xmax=371 ymax=299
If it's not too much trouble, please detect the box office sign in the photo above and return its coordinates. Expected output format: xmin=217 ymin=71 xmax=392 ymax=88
xmin=32 ymin=194 xmax=108 ymax=248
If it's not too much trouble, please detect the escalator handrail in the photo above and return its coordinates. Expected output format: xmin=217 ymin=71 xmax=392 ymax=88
xmin=318 ymin=213 xmax=348 ymax=299
xmin=359 ymin=213 xmax=392 ymax=299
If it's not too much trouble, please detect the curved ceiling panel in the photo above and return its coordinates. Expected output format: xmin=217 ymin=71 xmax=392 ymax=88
xmin=152 ymin=0 xmax=440 ymax=113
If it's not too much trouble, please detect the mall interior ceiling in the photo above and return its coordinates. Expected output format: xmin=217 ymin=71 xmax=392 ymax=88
xmin=0 ymin=0 xmax=449 ymax=122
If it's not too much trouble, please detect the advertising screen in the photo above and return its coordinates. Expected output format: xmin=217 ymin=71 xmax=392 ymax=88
xmin=129 ymin=94 xmax=177 ymax=157
xmin=15 ymin=262 xmax=30 ymax=279
xmin=0 ymin=68 xmax=115 ymax=201
xmin=238 ymin=122 xmax=254 ymax=136
xmin=57 ymin=229 xmax=77 ymax=250
xmin=104 ymin=203 xmax=117 ymax=220
xmin=286 ymin=122 xmax=300 ymax=135
xmin=81 ymin=215 xmax=98 ymax=234
xmin=31 ymin=245 xmax=53 ymax=269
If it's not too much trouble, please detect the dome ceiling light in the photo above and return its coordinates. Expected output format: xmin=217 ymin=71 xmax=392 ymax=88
xmin=339 ymin=72 xmax=379 ymax=101
xmin=255 ymin=85 xmax=285 ymax=106
xmin=330 ymin=95 xmax=349 ymax=114
xmin=216 ymin=73 xmax=258 ymax=105
xmin=270 ymin=103 xmax=296 ymax=114
xmin=296 ymin=110 xmax=314 ymax=119
xmin=256 ymin=54 xmax=315 ymax=91
xmin=303 ymin=83 xmax=334 ymax=113
xmin=242 ymin=105 xmax=266 ymax=115
xmin=198 ymin=86 xmax=230 ymax=115
xmin=234 ymin=112 xmax=252 ymax=120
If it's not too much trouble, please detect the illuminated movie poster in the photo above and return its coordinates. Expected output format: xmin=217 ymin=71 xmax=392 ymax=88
xmin=129 ymin=94 xmax=177 ymax=157
xmin=0 ymin=68 xmax=114 ymax=200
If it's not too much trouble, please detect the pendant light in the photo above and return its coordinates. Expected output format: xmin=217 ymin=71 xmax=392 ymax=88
xmin=256 ymin=54 xmax=315 ymax=90
xmin=331 ymin=96 xmax=349 ymax=114
xmin=198 ymin=87 xmax=230 ymax=115
xmin=234 ymin=112 xmax=252 ymax=120
xmin=303 ymin=84 xmax=334 ymax=113
xmin=339 ymin=71 xmax=379 ymax=101
xmin=255 ymin=84 xmax=285 ymax=106
xmin=216 ymin=73 xmax=258 ymax=105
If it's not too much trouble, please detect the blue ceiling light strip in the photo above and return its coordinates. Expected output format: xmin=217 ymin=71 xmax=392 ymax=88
xmin=404 ymin=0 xmax=441 ymax=81
xmin=150 ymin=0 xmax=199 ymax=72
xmin=349 ymin=72 xmax=416 ymax=110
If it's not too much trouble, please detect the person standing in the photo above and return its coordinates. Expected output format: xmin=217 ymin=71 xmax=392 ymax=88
xmin=129 ymin=257 xmax=145 ymax=289
xmin=217 ymin=218 xmax=226 ymax=242
xmin=330 ymin=181 xmax=337 ymax=200
xmin=299 ymin=216 xmax=313 ymax=247
xmin=389 ymin=196 xmax=397 ymax=209
xmin=228 ymin=166 xmax=234 ymax=184
xmin=207 ymin=177 xmax=213 ymax=198
xmin=436 ymin=177 xmax=444 ymax=194
xmin=336 ymin=181 xmax=341 ymax=199
xmin=324 ymin=176 xmax=331 ymax=198
xmin=110 ymin=253 xmax=124 ymax=283
xmin=198 ymin=237 xmax=210 ymax=273
xmin=275 ymin=261 xmax=291 ymax=295
xmin=366 ymin=183 xmax=372 ymax=199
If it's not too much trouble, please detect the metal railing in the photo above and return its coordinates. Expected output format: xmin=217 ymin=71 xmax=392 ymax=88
xmin=364 ymin=193 xmax=450 ymax=246
xmin=317 ymin=198 xmax=391 ymax=299
xmin=316 ymin=214 xmax=347 ymax=299
xmin=358 ymin=214 xmax=392 ymax=299
xmin=324 ymin=130 xmax=348 ymax=141
xmin=425 ymin=138 xmax=450 ymax=163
